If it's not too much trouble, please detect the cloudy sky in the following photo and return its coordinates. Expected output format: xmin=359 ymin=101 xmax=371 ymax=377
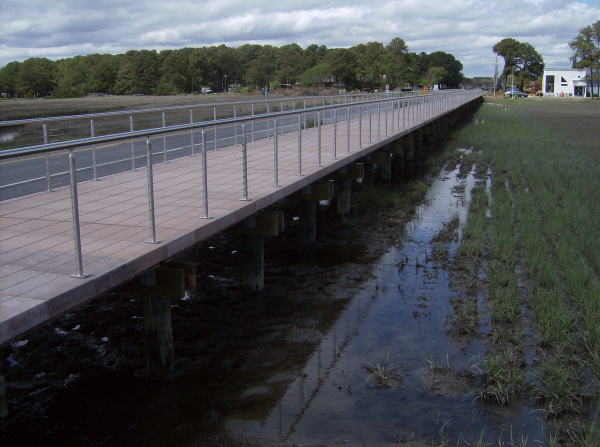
xmin=1 ymin=0 xmax=599 ymax=77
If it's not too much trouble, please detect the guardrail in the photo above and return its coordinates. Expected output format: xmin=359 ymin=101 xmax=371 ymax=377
xmin=0 ymin=90 xmax=483 ymax=279
xmin=0 ymin=91 xmax=432 ymax=151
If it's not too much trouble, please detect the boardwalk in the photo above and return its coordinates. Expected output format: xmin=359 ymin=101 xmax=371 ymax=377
xmin=0 ymin=91 xmax=483 ymax=346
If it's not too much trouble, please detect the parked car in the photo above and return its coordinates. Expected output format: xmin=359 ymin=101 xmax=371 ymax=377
xmin=504 ymin=88 xmax=528 ymax=98
xmin=201 ymin=87 xmax=213 ymax=94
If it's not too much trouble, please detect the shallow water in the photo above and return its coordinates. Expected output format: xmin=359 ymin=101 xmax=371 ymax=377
xmin=224 ymin=165 xmax=546 ymax=445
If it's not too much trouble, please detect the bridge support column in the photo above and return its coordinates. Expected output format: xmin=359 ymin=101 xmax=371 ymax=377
xmin=388 ymin=139 xmax=404 ymax=178
xmin=415 ymin=130 xmax=423 ymax=152
xmin=381 ymin=148 xmax=392 ymax=182
xmin=362 ymin=153 xmax=384 ymax=188
xmin=363 ymin=164 xmax=374 ymax=189
xmin=403 ymin=134 xmax=415 ymax=162
xmin=143 ymin=292 xmax=175 ymax=375
xmin=116 ymin=263 xmax=195 ymax=376
xmin=0 ymin=375 xmax=7 ymax=418
xmin=323 ymin=165 xmax=363 ymax=216
xmin=422 ymin=126 xmax=431 ymax=147
xmin=298 ymin=200 xmax=317 ymax=246
xmin=243 ymin=234 xmax=264 ymax=291
xmin=228 ymin=212 xmax=284 ymax=292
xmin=294 ymin=183 xmax=332 ymax=245
xmin=337 ymin=179 xmax=351 ymax=215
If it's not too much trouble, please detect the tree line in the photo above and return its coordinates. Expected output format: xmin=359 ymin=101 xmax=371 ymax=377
xmin=0 ymin=38 xmax=464 ymax=98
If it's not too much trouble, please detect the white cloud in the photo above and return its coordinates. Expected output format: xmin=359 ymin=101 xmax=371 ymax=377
xmin=0 ymin=0 xmax=599 ymax=76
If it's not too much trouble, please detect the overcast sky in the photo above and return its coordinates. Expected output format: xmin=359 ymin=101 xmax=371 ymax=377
xmin=1 ymin=0 xmax=599 ymax=77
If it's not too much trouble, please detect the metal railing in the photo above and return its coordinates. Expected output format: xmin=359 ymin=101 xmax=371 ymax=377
xmin=0 ymin=90 xmax=483 ymax=279
xmin=0 ymin=91 xmax=432 ymax=151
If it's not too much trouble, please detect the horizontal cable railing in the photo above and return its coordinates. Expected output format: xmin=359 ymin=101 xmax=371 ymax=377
xmin=0 ymin=91 xmax=440 ymax=151
xmin=0 ymin=90 xmax=483 ymax=284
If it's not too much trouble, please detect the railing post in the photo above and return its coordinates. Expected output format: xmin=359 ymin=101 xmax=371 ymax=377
xmin=43 ymin=123 xmax=51 ymax=192
xmin=234 ymin=105 xmax=237 ymax=146
xmin=130 ymin=115 xmax=135 ymax=171
xmin=200 ymin=130 xmax=211 ymax=219
xmin=274 ymin=119 xmax=279 ymax=186
xmin=385 ymin=101 xmax=388 ymax=137
xmin=251 ymin=104 xmax=254 ymax=142
xmin=69 ymin=151 xmax=89 ymax=279
xmin=369 ymin=103 xmax=372 ymax=144
xmin=377 ymin=103 xmax=381 ymax=140
xmin=190 ymin=109 xmax=193 ymax=124
xmin=298 ymin=114 xmax=302 ymax=175
xmin=347 ymin=107 xmax=350 ymax=154
xmin=145 ymin=138 xmax=160 ymax=244
xmin=91 ymin=119 xmax=98 ymax=181
xmin=333 ymin=108 xmax=337 ymax=159
xmin=190 ymin=125 xmax=195 ymax=157
xmin=391 ymin=100 xmax=395 ymax=133
xmin=317 ymin=111 xmax=322 ymax=167
xmin=359 ymin=105 xmax=362 ymax=148
xmin=162 ymin=112 xmax=167 ymax=163
xmin=241 ymin=124 xmax=250 ymax=201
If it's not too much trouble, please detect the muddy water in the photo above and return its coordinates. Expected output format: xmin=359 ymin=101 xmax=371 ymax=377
xmin=224 ymin=166 xmax=545 ymax=445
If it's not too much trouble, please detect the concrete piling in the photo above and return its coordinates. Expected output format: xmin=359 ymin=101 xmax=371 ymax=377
xmin=243 ymin=234 xmax=264 ymax=292
xmin=142 ymin=293 xmax=174 ymax=375
xmin=299 ymin=200 xmax=317 ymax=246
xmin=337 ymin=179 xmax=352 ymax=215
xmin=363 ymin=164 xmax=374 ymax=189
xmin=0 ymin=375 xmax=7 ymax=417
xmin=381 ymin=152 xmax=392 ymax=181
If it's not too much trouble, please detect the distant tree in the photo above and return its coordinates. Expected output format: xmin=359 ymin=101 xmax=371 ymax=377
xmin=246 ymin=45 xmax=278 ymax=88
xmin=569 ymin=20 xmax=600 ymax=98
xmin=17 ymin=58 xmax=55 ymax=97
xmin=493 ymin=38 xmax=543 ymax=91
xmin=0 ymin=61 xmax=22 ymax=97
xmin=325 ymin=48 xmax=357 ymax=87
xmin=277 ymin=43 xmax=304 ymax=86
xmin=114 ymin=50 xmax=160 ymax=95
xmin=514 ymin=43 xmax=544 ymax=91
xmin=493 ymin=38 xmax=522 ymax=88
xmin=424 ymin=67 xmax=447 ymax=87
xmin=299 ymin=63 xmax=332 ymax=87
xmin=384 ymin=37 xmax=410 ymax=89
xmin=425 ymin=52 xmax=464 ymax=88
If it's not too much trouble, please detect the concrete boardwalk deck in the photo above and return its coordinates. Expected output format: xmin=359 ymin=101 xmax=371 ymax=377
xmin=0 ymin=94 xmax=479 ymax=347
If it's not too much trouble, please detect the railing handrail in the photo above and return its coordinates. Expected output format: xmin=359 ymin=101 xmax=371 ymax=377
xmin=0 ymin=91 xmax=466 ymax=161
xmin=0 ymin=90 xmax=454 ymax=127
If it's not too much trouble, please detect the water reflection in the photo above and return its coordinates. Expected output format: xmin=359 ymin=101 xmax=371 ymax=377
xmin=225 ymin=165 xmax=545 ymax=445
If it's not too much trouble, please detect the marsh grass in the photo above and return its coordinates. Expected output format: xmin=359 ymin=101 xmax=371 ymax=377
xmin=451 ymin=98 xmax=600 ymax=445
xmin=363 ymin=351 xmax=402 ymax=388
xmin=470 ymin=349 xmax=529 ymax=406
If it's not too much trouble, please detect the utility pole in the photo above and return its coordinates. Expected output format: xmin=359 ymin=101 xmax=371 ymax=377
xmin=511 ymin=66 xmax=514 ymax=98
xmin=494 ymin=55 xmax=498 ymax=97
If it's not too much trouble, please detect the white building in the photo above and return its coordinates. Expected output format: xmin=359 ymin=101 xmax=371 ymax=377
xmin=543 ymin=67 xmax=599 ymax=97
